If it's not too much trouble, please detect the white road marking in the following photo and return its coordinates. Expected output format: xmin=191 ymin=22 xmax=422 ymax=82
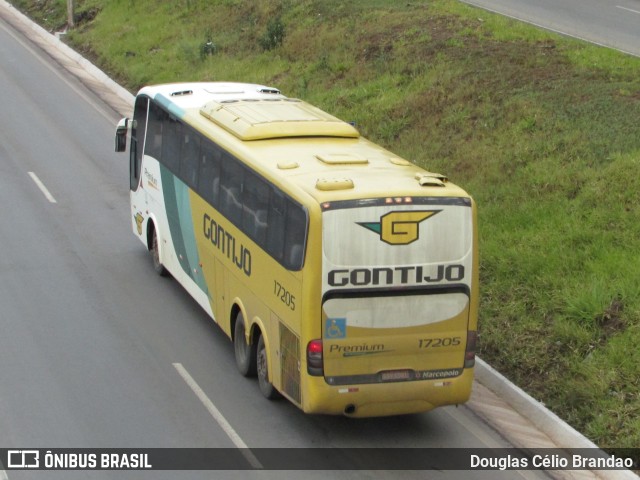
xmin=617 ymin=5 xmax=640 ymax=15
xmin=28 ymin=172 xmax=57 ymax=203
xmin=173 ymin=363 xmax=263 ymax=469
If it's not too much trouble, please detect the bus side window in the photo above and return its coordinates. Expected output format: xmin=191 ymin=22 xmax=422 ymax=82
xmin=198 ymin=141 xmax=221 ymax=206
xmin=243 ymin=171 xmax=269 ymax=244
xmin=145 ymin=102 xmax=164 ymax=160
xmin=220 ymin=154 xmax=244 ymax=226
xmin=180 ymin=129 xmax=200 ymax=188
xmin=161 ymin=115 xmax=182 ymax=174
xmin=266 ymin=190 xmax=286 ymax=263
xmin=284 ymin=201 xmax=307 ymax=270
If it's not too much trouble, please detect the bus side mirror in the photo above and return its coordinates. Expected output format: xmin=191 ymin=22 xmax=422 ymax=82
xmin=115 ymin=117 xmax=129 ymax=152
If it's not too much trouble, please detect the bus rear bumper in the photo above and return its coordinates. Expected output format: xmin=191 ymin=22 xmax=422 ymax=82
xmin=301 ymin=368 xmax=474 ymax=418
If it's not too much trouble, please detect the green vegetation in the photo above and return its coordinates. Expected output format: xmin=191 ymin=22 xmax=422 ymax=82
xmin=13 ymin=0 xmax=640 ymax=448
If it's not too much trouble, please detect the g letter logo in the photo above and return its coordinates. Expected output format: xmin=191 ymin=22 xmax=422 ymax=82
xmin=358 ymin=210 xmax=440 ymax=245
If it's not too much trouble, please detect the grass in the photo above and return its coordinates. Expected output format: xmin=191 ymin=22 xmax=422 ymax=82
xmin=12 ymin=0 xmax=640 ymax=449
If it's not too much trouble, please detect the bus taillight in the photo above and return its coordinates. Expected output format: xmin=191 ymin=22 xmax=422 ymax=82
xmin=307 ymin=339 xmax=324 ymax=376
xmin=465 ymin=331 xmax=477 ymax=368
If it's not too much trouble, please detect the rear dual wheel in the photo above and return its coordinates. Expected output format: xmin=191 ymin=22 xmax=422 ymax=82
xmin=233 ymin=312 xmax=281 ymax=400
xmin=234 ymin=313 xmax=257 ymax=377
xmin=257 ymin=334 xmax=281 ymax=400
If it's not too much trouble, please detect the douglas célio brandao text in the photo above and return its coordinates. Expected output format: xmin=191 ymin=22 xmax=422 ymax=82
xmin=470 ymin=453 xmax=635 ymax=470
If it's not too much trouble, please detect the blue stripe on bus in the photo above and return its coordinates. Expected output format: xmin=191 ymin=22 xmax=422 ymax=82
xmin=161 ymin=164 xmax=209 ymax=295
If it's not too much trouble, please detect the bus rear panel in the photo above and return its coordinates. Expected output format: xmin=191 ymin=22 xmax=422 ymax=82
xmin=304 ymin=198 xmax=476 ymax=417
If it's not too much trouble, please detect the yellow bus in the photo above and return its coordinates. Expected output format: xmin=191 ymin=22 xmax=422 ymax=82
xmin=115 ymin=82 xmax=478 ymax=417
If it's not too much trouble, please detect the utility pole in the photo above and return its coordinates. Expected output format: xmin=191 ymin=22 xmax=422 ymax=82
xmin=67 ymin=0 xmax=74 ymax=28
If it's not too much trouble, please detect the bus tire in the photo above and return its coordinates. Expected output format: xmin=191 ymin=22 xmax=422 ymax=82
xmin=257 ymin=333 xmax=281 ymax=400
xmin=234 ymin=312 xmax=256 ymax=377
xmin=151 ymin=228 xmax=168 ymax=277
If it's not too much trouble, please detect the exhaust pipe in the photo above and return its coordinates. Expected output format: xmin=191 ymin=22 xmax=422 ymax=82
xmin=344 ymin=404 xmax=356 ymax=415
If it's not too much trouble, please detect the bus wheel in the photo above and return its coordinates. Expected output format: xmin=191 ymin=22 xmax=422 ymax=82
xmin=257 ymin=333 xmax=281 ymax=400
xmin=234 ymin=312 xmax=256 ymax=377
xmin=151 ymin=228 xmax=168 ymax=277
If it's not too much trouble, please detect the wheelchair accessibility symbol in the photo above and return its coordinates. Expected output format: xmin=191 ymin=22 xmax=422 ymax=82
xmin=325 ymin=318 xmax=346 ymax=339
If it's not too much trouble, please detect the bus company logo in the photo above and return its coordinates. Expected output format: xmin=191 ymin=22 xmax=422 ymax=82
xmin=144 ymin=168 xmax=159 ymax=190
xmin=134 ymin=212 xmax=144 ymax=235
xmin=357 ymin=210 xmax=440 ymax=245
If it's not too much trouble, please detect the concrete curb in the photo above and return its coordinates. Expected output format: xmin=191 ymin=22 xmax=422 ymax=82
xmin=0 ymin=0 xmax=134 ymax=115
xmin=0 ymin=1 xmax=636 ymax=478
xmin=476 ymin=358 xmax=637 ymax=479
xmin=476 ymin=358 xmax=598 ymax=449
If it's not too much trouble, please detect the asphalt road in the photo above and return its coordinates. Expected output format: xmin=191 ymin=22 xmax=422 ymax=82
xmin=461 ymin=0 xmax=640 ymax=57
xmin=0 ymin=10 xmax=555 ymax=480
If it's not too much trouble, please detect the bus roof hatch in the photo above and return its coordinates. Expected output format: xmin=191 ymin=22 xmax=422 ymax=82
xmin=199 ymin=98 xmax=360 ymax=141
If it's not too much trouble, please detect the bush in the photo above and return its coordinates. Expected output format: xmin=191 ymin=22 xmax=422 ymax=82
xmin=259 ymin=16 xmax=285 ymax=51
